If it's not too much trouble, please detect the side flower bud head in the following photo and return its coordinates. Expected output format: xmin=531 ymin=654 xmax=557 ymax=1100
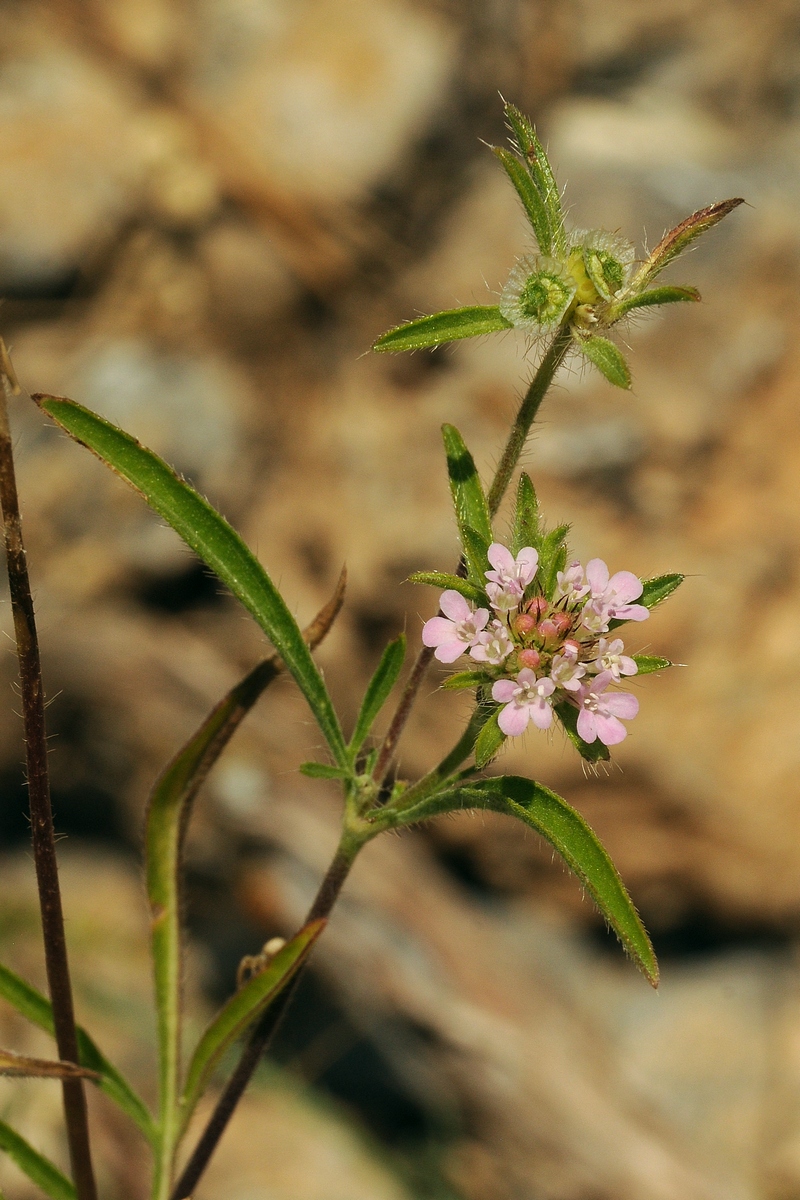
xmin=485 ymin=543 xmax=538 ymax=611
xmin=422 ymin=590 xmax=489 ymax=663
xmin=500 ymin=255 xmax=576 ymax=330
xmin=575 ymin=671 xmax=639 ymax=746
xmin=492 ymin=669 xmax=555 ymax=735
xmin=578 ymin=230 xmax=635 ymax=301
xmin=470 ymin=619 xmax=514 ymax=665
xmin=581 ymin=558 xmax=649 ymax=633
xmin=588 ymin=637 xmax=637 ymax=680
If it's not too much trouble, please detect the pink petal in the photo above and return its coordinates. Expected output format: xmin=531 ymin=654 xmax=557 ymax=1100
xmin=619 ymin=656 xmax=638 ymax=676
xmin=422 ymin=617 xmax=456 ymax=647
xmin=515 ymin=547 xmax=539 ymax=585
xmin=491 ymin=679 xmax=517 ymax=703
xmin=613 ymin=603 xmax=649 ymax=622
xmin=592 ymin=670 xmax=614 ymax=693
xmin=516 ymin=668 xmax=537 ymax=687
xmin=439 ymin=590 xmax=471 ymax=622
xmin=608 ymin=571 xmax=643 ymax=604
xmin=585 ymin=558 xmax=609 ymax=594
xmin=530 ymin=699 xmax=553 ymax=729
xmin=498 ymin=702 xmax=530 ymax=737
xmin=604 ymin=692 xmax=639 ymax=719
xmin=472 ymin=608 xmax=491 ymax=631
xmin=434 ymin=640 xmax=468 ymax=664
xmin=537 ymin=677 xmax=556 ymax=697
xmin=470 ymin=644 xmax=490 ymax=662
xmin=576 ymin=708 xmax=597 ymax=742
xmin=487 ymin=543 xmax=514 ymax=573
xmin=595 ymin=713 xmax=627 ymax=745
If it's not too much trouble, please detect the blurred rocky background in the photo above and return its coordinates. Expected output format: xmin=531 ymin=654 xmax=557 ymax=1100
xmin=0 ymin=0 xmax=799 ymax=1196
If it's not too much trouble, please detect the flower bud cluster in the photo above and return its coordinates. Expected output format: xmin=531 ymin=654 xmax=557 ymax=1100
xmin=422 ymin=543 xmax=649 ymax=747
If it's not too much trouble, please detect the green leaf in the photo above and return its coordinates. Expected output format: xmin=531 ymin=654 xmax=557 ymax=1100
xmin=179 ymin=921 xmax=324 ymax=1133
xmin=299 ymin=762 xmax=349 ymax=780
xmin=640 ymin=573 xmax=684 ymax=608
xmin=611 ymin=285 xmax=700 ymax=319
xmin=554 ymin=700 xmax=611 ymax=764
xmin=442 ymin=424 xmax=493 ymax=548
xmin=510 ymin=472 xmax=541 ymax=555
xmin=578 ymin=335 xmax=631 ymax=390
xmin=461 ymin=526 xmax=491 ymax=585
xmin=0 ymin=1120 xmax=75 ymax=1200
xmin=474 ymin=710 xmax=506 ymax=769
xmin=349 ymin=634 xmax=406 ymax=757
xmin=372 ymin=306 xmax=512 ymax=353
xmin=632 ymin=654 xmax=672 ymax=675
xmin=0 ymin=962 xmax=155 ymax=1144
xmin=632 ymin=198 xmax=744 ymax=289
xmin=441 ymin=671 xmax=488 ymax=691
xmin=537 ymin=523 xmax=570 ymax=600
xmin=385 ymin=776 xmax=656 ymax=983
xmin=33 ymin=394 xmax=348 ymax=768
xmin=492 ymin=147 xmax=551 ymax=254
xmin=408 ymin=572 xmax=488 ymax=606
xmin=503 ymin=103 xmax=566 ymax=256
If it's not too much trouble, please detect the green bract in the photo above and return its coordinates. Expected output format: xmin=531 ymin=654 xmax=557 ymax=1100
xmin=373 ymin=100 xmax=743 ymax=391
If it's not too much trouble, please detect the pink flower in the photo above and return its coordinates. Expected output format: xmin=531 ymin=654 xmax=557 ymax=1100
xmin=580 ymin=558 xmax=649 ymax=633
xmin=550 ymin=643 xmax=585 ymax=691
xmin=470 ymin=619 xmax=514 ymax=665
xmin=492 ymin=669 xmax=555 ymax=735
xmin=575 ymin=671 xmax=638 ymax=745
xmin=587 ymin=637 xmax=637 ymax=680
xmin=422 ymin=591 xmax=489 ymax=663
xmin=555 ymin=561 xmax=590 ymax=604
xmin=485 ymin=543 xmax=538 ymax=612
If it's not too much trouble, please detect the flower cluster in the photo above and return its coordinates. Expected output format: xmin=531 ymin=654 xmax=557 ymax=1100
xmin=422 ymin=544 xmax=649 ymax=747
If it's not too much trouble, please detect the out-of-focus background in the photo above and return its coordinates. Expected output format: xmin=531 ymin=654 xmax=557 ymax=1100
xmin=0 ymin=0 xmax=799 ymax=1197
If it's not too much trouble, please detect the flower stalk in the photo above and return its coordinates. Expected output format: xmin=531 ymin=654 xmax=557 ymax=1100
xmin=0 ymin=346 xmax=97 ymax=1200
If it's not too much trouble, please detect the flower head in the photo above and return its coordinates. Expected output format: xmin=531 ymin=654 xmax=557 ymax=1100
xmin=587 ymin=637 xmax=637 ymax=680
xmin=422 ymin=591 xmax=489 ymax=663
xmin=500 ymin=256 xmax=576 ymax=330
xmin=485 ymin=543 xmax=538 ymax=612
xmin=492 ymin=669 xmax=555 ymax=735
xmin=470 ymin=619 xmax=514 ymax=665
xmin=580 ymin=559 xmax=649 ymax=634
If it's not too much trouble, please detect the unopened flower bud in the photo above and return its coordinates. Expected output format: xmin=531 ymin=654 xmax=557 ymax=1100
xmin=519 ymin=648 xmax=540 ymax=670
xmin=525 ymin=596 xmax=549 ymax=621
xmin=537 ymin=618 xmax=559 ymax=643
xmin=513 ymin=613 xmax=537 ymax=637
xmin=550 ymin=611 xmax=572 ymax=636
xmin=563 ymin=638 xmax=581 ymax=658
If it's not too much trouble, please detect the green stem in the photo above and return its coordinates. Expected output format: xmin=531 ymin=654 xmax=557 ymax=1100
xmin=486 ymin=323 xmax=572 ymax=517
xmin=377 ymin=705 xmax=486 ymax=822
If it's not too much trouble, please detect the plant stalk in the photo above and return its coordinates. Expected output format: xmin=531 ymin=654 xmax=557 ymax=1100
xmin=0 ymin=358 xmax=98 ymax=1200
xmin=169 ymin=840 xmax=358 ymax=1200
xmin=374 ymin=325 xmax=572 ymax=784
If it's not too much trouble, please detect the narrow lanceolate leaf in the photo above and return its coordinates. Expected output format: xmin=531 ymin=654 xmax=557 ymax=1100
xmin=632 ymin=655 xmax=672 ymax=675
xmin=387 ymin=777 xmax=657 ymax=984
xmin=0 ymin=1049 xmax=99 ymax=1080
xmin=554 ymin=700 xmax=610 ymax=764
xmin=632 ymin=198 xmax=744 ymax=289
xmin=0 ymin=1119 xmax=76 ymax=1200
xmin=179 ymin=921 xmax=325 ymax=1133
xmin=349 ymin=634 xmax=406 ymax=757
xmin=537 ymin=524 xmax=570 ymax=600
xmin=461 ymin=526 xmax=491 ymax=586
xmin=611 ymin=285 xmax=700 ymax=319
xmin=0 ymin=962 xmax=155 ymax=1144
xmin=33 ymin=395 xmax=348 ymax=767
xmin=372 ymin=306 xmax=512 ymax=353
xmin=640 ymin=573 xmax=684 ymax=609
xmin=441 ymin=671 xmax=488 ymax=691
xmin=300 ymin=762 xmax=350 ymax=780
xmin=578 ymin=335 xmax=631 ymax=390
xmin=492 ymin=147 xmax=551 ymax=254
xmin=510 ymin=473 xmax=541 ymax=555
xmin=474 ymin=710 xmax=506 ymax=769
xmin=408 ymin=572 xmax=488 ymax=606
xmin=503 ymin=103 xmax=566 ymax=256
xmin=442 ymin=424 xmax=493 ymax=547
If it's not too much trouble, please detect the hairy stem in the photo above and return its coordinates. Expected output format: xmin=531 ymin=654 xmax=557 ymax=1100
xmin=374 ymin=326 xmax=572 ymax=783
xmin=169 ymin=840 xmax=358 ymax=1200
xmin=0 ymin=360 xmax=97 ymax=1200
